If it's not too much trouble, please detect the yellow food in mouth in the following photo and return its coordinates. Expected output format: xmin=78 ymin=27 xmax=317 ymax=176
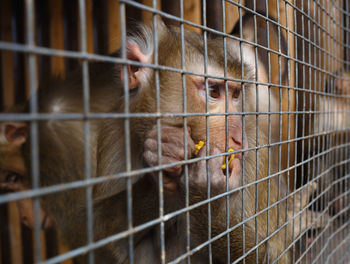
xmin=194 ymin=141 xmax=235 ymax=170
xmin=194 ymin=140 xmax=205 ymax=156
xmin=221 ymin=148 xmax=235 ymax=170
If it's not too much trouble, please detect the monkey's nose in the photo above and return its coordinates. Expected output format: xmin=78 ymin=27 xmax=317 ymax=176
xmin=228 ymin=126 xmax=242 ymax=149
xmin=228 ymin=135 xmax=242 ymax=151
xmin=232 ymin=137 xmax=242 ymax=148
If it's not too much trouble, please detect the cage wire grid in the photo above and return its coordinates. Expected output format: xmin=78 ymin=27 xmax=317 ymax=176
xmin=0 ymin=0 xmax=349 ymax=263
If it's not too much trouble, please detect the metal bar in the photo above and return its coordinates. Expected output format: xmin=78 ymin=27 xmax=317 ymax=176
xmin=152 ymin=7 xmax=166 ymax=264
xmin=24 ymin=0 xmax=42 ymax=262
xmin=0 ymin=1 xmax=349 ymax=263
xmin=221 ymin=0 xmax=231 ymax=263
xmin=251 ymin=1 xmax=260 ymax=261
xmin=1 ymin=40 xmax=349 ymax=80
xmin=237 ymin=2 xmax=246 ymax=263
xmin=119 ymin=2 xmax=134 ymax=263
xmin=202 ymin=1 xmax=213 ymax=262
xmin=179 ymin=0 xmax=191 ymax=261
xmin=78 ymin=0 xmax=94 ymax=263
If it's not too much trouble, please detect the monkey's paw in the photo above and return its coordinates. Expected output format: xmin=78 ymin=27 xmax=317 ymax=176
xmin=143 ymin=125 xmax=195 ymax=192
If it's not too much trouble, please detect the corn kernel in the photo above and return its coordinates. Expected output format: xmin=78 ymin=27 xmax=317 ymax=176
xmin=194 ymin=141 xmax=205 ymax=156
xmin=221 ymin=148 xmax=235 ymax=170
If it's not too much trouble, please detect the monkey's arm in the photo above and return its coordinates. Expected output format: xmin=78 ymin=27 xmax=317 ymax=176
xmin=91 ymin=175 xmax=159 ymax=263
xmin=185 ymin=146 xmax=291 ymax=263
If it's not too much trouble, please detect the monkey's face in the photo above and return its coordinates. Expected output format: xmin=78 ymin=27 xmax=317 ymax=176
xmin=134 ymin=58 xmax=246 ymax=158
xmin=0 ymin=123 xmax=27 ymax=178
xmin=0 ymin=122 xmax=53 ymax=230
xmin=185 ymin=75 xmax=245 ymax=154
xmin=123 ymin=25 xmax=252 ymax=171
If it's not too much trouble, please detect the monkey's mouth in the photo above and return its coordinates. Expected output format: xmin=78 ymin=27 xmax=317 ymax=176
xmin=224 ymin=151 xmax=242 ymax=175
xmin=226 ymin=158 xmax=242 ymax=189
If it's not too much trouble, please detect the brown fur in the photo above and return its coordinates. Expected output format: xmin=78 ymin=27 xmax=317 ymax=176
xmin=5 ymin=17 xmax=293 ymax=263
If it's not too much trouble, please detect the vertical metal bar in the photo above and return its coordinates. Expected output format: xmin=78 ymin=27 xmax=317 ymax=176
xmin=292 ymin=2 xmax=299 ymax=262
xmin=291 ymin=4 xmax=297 ymax=259
xmin=323 ymin=0 xmax=339 ymax=262
xmin=284 ymin=0 xmax=291 ymax=254
xmin=340 ymin=3 xmax=347 ymax=259
xmin=335 ymin=2 xmax=343 ymax=259
xmin=250 ymin=2 xmax=260 ymax=263
xmin=322 ymin=2 xmax=332 ymax=262
xmin=306 ymin=3 xmax=313 ymax=261
xmin=338 ymin=0 xmax=344 ymax=253
xmin=238 ymin=2 xmax=246 ymax=263
xmin=277 ymin=2 xmax=285 ymax=260
xmin=345 ymin=1 xmax=350 ymax=255
xmin=307 ymin=0 xmax=320 ymax=259
xmin=119 ymin=3 xmax=134 ymax=263
xmin=152 ymin=5 xmax=165 ymax=264
xmin=202 ymin=1 xmax=213 ymax=262
xmin=299 ymin=0 xmax=309 ymax=258
xmin=324 ymin=2 xmax=332 ymax=262
xmin=221 ymin=1 xmax=231 ymax=263
xmin=329 ymin=1 xmax=337 ymax=259
xmin=301 ymin=2 xmax=315 ymax=261
xmin=78 ymin=0 xmax=94 ymax=263
xmin=263 ymin=3 xmax=271 ymax=262
xmin=323 ymin=4 xmax=330 ymax=262
xmin=315 ymin=0 xmax=323 ymax=260
xmin=276 ymin=0 xmax=282 ymax=233
xmin=344 ymin=0 xmax=349 ymax=251
xmin=318 ymin=4 xmax=326 ymax=263
xmin=179 ymin=1 xmax=191 ymax=263
xmin=25 ymin=0 xmax=41 ymax=262
xmin=314 ymin=0 xmax=321 ymax=258
xmin=315 ymin=1 xmax=324 ymax=260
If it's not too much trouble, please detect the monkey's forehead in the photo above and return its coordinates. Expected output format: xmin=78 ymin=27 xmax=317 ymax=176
xmin=124 ymin=24 xmax=254 ymax=82
xmin=156 ymin=34 xmax=254 ymax=80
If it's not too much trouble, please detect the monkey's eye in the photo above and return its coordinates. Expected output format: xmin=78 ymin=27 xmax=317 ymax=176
xmin=5 ymin=172 xmax=21 ymax=184
xmin=232 ymin=87 xmax=241 ymax=99
xmin=208 ymin=83 xmax=221 ymax=99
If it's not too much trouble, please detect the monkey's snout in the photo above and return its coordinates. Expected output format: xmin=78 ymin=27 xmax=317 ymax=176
xmin=228 ymin=159 xmax=241 ymax=185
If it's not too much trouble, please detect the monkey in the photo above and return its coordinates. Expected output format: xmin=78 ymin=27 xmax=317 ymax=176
xmin=0 ymin=122 xmax=53 ymax=230
xmin=302 ymin=70 xmax=350 ymax=218
xmin=1 ymin=15 xmax=293 ymax=263
xmin=292 ymin=70 xmax=350 ymax=263
xmin=294 ymin=188 xmax=350 ymax=264
xmin=119 ymin=14 xmax=292 ymax=263
xmin=180 ymin=12 xmax=291 ymax=263
xmin=292 ymin=4 xmax=350 ymax=260
xmin=296 ymin=224 xmax=350 ymax=264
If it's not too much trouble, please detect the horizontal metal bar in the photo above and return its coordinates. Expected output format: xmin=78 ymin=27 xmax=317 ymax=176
xmin=2 ymin=109 xmax=350 ymax=122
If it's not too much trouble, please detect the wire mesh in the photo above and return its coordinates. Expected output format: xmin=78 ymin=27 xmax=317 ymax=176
xmin=0 ymin=0 xmax=349 ymax=263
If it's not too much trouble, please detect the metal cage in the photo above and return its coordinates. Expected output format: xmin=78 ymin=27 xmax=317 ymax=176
xmin=0 ymin=0 xmax=349 ymax=263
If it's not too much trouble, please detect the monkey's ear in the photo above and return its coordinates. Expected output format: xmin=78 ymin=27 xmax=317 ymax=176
xmin=4 ymin=122 xmax=28 ymax=146
xmin=120 ymin=43 xmax=152 ymax=91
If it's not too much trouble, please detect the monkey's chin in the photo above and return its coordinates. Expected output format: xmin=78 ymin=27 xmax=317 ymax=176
xmin=228 ymin=158 xmax=241 ymax=189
